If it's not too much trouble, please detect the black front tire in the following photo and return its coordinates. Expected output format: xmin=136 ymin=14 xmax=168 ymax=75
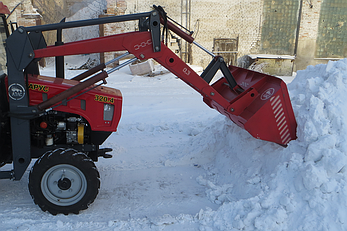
xmin=29 ymin=148 xmax=100 ymax=215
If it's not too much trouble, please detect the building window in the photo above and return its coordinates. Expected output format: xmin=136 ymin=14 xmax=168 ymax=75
xmin=316 ymin=0 xmax=347 ymax=58
xmin=260 ymin=0 xmax=300 ymax=55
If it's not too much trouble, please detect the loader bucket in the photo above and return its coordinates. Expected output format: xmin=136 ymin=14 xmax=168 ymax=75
xmin=203 ymin=66 xmax=297 ymax=146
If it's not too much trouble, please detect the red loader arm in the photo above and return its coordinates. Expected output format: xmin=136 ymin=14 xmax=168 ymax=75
xmin=34 ymin=31 xmax=230 ymax=109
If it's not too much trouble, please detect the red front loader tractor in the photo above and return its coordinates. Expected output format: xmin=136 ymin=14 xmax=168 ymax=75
xmin=0 ymin=3 xmax=296 ymax=215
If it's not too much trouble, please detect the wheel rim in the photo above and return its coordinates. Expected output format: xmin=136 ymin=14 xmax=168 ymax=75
xmin=41 ymin=164 xmax=87 ymax=206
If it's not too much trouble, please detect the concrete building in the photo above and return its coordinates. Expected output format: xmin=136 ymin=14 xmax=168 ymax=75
xmin=3 ymin=0 xmax=347 ymax=75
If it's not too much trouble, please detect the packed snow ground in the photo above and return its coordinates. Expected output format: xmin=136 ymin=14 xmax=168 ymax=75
xmin=1 ymin=58 xmax=347 ymax=230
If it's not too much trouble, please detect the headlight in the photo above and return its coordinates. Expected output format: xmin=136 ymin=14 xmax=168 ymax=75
xmin=103 ymin=104 xmax=114 ymax=121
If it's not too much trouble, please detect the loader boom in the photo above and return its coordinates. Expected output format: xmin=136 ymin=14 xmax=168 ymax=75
xmin=30 ymin=10 xmax=296 ymax=146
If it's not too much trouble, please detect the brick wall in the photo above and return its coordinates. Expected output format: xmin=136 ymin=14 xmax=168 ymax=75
xmin=4 ymin=0 xmax=345 ymax=73
xmin=295 ymin=0 xmax=323 ymax=70
xmin=3 ymin=0 xmax=41 ymax=28
xmin=118 ymin=0 xmax=345 ymax=72
xmin=102 ymin=0 xmax=130 ymax=65
xmin=107 ymin=0 xmax=263 ymax=68
xmin=299 ymin=0 xmax=321 ymax=40
xmin=189 ymin=0 xmax=263 ymax=67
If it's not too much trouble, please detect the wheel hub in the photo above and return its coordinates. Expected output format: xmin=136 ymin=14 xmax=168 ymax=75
xmin=58 ymin=177 xmax=72 ymax=190
xmin=41 ymin=164 xmax=87 ymax=206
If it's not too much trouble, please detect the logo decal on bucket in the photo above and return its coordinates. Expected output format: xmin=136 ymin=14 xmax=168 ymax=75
xmin=261 ymin=88 xmax=275 ymax=100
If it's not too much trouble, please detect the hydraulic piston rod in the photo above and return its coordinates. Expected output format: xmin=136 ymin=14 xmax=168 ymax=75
xmin=192 ymin=41 xmax=215 ymax=57
xmin=37 ymin=57 xmax=137 ymax=111
xmin=161 ymin=17 xmax=215 ymax=57
xmin=71 ymin=52 xmax=131 ymax=81
xmin=107 ymin=57 xmax=137 ymax=74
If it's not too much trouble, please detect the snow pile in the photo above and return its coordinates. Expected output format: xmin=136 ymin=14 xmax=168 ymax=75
xmin=188 ymin=59 xmax=347 ymax=230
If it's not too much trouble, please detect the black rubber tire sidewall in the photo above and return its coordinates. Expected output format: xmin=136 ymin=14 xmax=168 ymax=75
xmin=28 ymin=148 xmax=100 ymax=215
